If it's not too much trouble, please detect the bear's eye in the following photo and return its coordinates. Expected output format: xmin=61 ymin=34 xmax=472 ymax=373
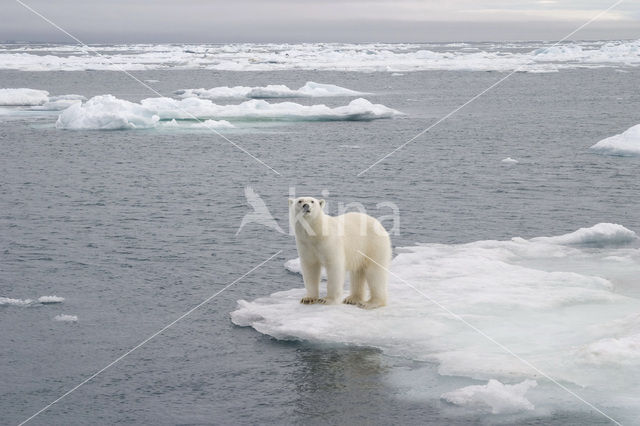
xmin=311 ymin=200 xmax=314 ymax=203
xmin=298 ymin=200 xmax=302 ymax=204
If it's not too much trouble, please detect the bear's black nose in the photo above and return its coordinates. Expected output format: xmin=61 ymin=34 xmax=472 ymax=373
xmin=302 ymin=203 xmax=310 ymax=211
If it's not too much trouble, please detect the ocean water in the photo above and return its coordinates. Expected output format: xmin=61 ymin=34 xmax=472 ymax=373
xmin=1 ymin=42 xmax=640 ymax=425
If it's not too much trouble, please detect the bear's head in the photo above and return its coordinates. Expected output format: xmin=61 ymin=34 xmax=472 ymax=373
xmin=289 ymin=197 xmax=325 ymax=220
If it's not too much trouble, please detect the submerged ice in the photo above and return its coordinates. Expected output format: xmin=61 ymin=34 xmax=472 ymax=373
xmin=441 ymin=379 xmax=537 ymax=414
xmin=232 ymin=223 xmax=640 ymax=419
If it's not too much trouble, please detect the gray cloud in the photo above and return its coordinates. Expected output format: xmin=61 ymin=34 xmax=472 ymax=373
xmin=1 ymin=0 xmax=638 ymax=43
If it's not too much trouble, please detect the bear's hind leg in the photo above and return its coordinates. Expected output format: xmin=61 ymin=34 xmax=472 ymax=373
xmin=343 ymin=269 xmax=365 ymax=305
xmin=359 ymin=264 xmax=388 ymax=309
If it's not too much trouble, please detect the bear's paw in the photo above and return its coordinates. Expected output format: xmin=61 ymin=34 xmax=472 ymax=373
xmin=343 ymin=295 xmax=362 ymax=305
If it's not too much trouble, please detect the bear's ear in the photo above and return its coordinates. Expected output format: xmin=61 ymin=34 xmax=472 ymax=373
xmin=319 ymin=199 xmax=325 ymax=208
xmin=288 ymin=198 xmax=294 ymax=206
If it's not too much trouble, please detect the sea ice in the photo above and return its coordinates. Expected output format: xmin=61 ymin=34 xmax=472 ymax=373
xmin=590 ymin=124 xmax=640 ymax=156
xmin=177 ymin=81 xmax=367 ymax=99
xmin=0 ymin=297 xmax=33 ymax=306
xmin=530 ymin=223 xmax=637 ymax=246
xmin=141 ymin=97 xmax=401 ymax=121
xmin=501 ymin=157 xmax=518 ymax=164
xmin=54 ymin=314 xmax=78 ymax=322
xmin=38 ymin=295 xmax=65 ymax=304
xmin=232 ymin=223 xmax=640 ymax=419
xmin=3 ymin=40 xmax=639 ymax=72
xmin=55 ymin=95 xmax=160 ymax=130
xmin=0 ymin=88 xmax=49 ymax=105
xmin=441 ymin=379 xmax=537 ymax=414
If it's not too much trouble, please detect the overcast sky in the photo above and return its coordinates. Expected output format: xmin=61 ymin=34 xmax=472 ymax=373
xmin=1 ymin=0 xmax=638 ymax=43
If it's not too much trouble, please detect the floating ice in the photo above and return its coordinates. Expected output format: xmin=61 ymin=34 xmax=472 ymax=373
xmin=38 ymin=295 xmax=65 ymax=304
xmin=55 ymin=95 xmax=399 ymax=130
xmin=232 ymin=223 xmax=640 ymax=419
xmin=590 ymin=124 xmax=640 ymax=156
xmin=54 ymin=94 xmax=399 ymax=130
xmin=0 ymin=89 xmax=85 ymax=111
xmin=2 ymin=40 xmax=640 ymax=72
xmin=530 ymin=223 xmax=637 ymax=246
xmin=0 ymin=297 xmax=33 ymax=306
xmin=0 ymin=88 xmax=49 ymax=105
xmin=501 ymin=157 xmax=518 ymax=164
xmin=54 ymin=314 xmax=78 ymax=322
xmin=177 ymin=81 xmax=367 ymax=99
xmin=441 ymin=379 xmax=537 ymax=414
xmin=141 ymin=97 xmax=400 ymax=121
xmin=56 ymin=95 xmax=160 ymax=130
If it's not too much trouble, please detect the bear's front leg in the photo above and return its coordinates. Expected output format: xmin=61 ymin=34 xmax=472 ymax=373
xmin=320 ymin=261 xmax=344 ymax=305
xmin=300 ymin=260 xmax=321 ymax=304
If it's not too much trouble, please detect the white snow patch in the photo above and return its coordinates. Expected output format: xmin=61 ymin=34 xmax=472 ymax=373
xmin=590 ymin=124 xmax=640 ymax=156
xmin=54 ymin=314 xmax=78 ymax=322
xmin=579 ymin=333 xmax=640 ymax=366
xmin=441 ymin=379 xmax=537 ymax=414
xmin=159 ymin=118 xmax=234 ymax=129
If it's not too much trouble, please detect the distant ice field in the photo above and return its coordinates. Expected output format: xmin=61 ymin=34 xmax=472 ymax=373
xmin=1 ymin=40 xmax=640 ymax=72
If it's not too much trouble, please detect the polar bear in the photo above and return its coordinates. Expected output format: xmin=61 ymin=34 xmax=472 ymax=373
xmin=289 ymin=196 xmax=391 ymax=309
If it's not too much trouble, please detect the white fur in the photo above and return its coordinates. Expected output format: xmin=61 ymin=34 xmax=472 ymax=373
xmin=289 ymin=196 xmax=391 ymax=309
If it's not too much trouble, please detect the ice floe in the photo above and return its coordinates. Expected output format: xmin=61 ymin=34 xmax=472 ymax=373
xmin=232 ymin=223 xmax=640 ymax=419
xmin=530 ymin=223 xmax=637 ymax=247
xmin=54 ymin=314 xmax=78 ymax=322
xmin=176 ymin=81 xmax=367 ymax=99
xmin=0 ymin=88 xmax=85 ymax=111
xmin=501 ymin=157 xmax=518 ymax=164
xmin=55 ymin=95 xmax=401 ymax=129
xmin=56 ymin=95 xmax=160 ymax=130
xmin=1 ymin=295 xmax=65 ymax=306
xmin=0 ymin=88 xmax=50 ymax=105
xmin=0 ymin=297 xmax=33 ymax=306
xmin=590 ymin=124 xmax=640 ymax=156
xmin=37 ymin=295 xmax=65 ymax=304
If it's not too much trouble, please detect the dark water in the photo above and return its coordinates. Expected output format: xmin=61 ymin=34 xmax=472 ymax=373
xmin=1 ymin=67 xmax=639 ymax=425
